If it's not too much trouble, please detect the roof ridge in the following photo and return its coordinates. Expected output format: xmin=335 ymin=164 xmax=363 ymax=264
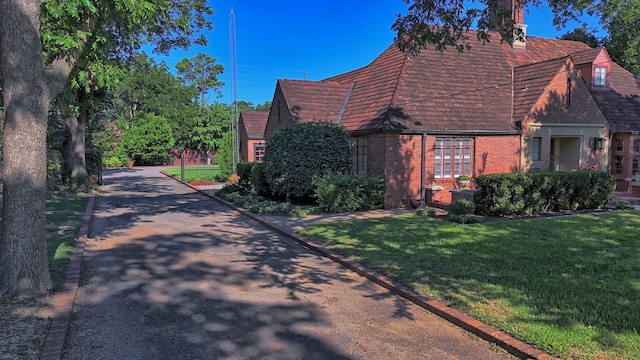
xmin=388 ymin=47 xmax=410 ymax=115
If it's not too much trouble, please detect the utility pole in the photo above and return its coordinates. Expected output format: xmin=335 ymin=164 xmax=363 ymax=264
xmin=229 ymin=8 xmax=239 ymax=174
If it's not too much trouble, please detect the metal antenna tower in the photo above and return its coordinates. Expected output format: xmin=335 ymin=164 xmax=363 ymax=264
xmin=229 ymin=8 xmax=239 ymax=174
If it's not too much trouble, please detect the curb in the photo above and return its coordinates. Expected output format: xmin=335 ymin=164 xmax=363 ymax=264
xmin=190 ymin=183 xmax=555 ymax=360
xmin=40 ymin=196 xmax=96 ymax=360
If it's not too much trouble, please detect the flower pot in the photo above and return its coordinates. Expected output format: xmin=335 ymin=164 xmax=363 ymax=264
xmin=409 ymin=199 xmax=422 ymax=209
xmin=456 ymin=180 xmax=470 ymax=189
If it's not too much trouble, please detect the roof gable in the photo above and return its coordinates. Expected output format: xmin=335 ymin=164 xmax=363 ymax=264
xmin=239 ymin=111 xmax=269 ymax=139
xmin=516 ymin=57 xmax=608 ymax=126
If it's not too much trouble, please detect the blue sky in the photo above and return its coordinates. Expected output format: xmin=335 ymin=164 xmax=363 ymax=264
xmin=151 ymin=1 xmax=602 ymax=106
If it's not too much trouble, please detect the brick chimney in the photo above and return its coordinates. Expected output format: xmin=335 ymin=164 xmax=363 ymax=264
xmin=491 ymin=0 xmax=527 ymax=50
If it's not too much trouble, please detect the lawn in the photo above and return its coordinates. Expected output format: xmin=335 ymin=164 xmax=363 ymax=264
xmin=46 ymin=196 xmax=90 ymax=290
xmin=162 ymin=165 xmax=222 ymax=184
xmin=0 ymin=194 xmax=89 ymax=359
xmin=300 ymin=210 xmax=640 ymax=360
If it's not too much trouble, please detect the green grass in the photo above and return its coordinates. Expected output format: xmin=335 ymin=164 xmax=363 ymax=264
xmin=162 ymin=165 xmax=222 ymax=183
xmin=0 ymin=195 xmax=88 ymax=292
xmin=300 ymin=210 xmax=640 ymax=360
xmin=46 ymin=196 xmax=89 ymax=291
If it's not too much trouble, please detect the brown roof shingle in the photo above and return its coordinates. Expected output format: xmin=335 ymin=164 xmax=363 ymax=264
xmin=323 ymin=32 xmax=592 ymax=133
xmin=592 ymin=62 xmax=640 ymax=133
xmin=239 ymin=111 xmax=269 ymax=139
xmin=278 ymin=80 xmax=353 ymax=123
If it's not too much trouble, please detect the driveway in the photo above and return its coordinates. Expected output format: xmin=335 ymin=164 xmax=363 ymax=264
xmin=62 ymin=167 xmax=513 ymax=360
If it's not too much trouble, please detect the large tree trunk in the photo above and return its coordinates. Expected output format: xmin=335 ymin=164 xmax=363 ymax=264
xmin=65 ymin=91 xmax=88 ymax=178
xmin=0 ymin=0 xmax=52 ymax=298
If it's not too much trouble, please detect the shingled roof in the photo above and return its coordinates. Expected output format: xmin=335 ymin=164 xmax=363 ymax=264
xmin=277 ymin=80 xmax=353 ymax=123
xmin=275 ymin=31 xmax=592 ymax=134
xmin=592 ymin=62 xmax=640 ymax=133
xmin=239 ymin=111 xmax=269 ymax=139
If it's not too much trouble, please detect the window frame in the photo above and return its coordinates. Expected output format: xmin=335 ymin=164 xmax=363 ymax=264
xmin=254 ymin=143 xmax=265 ymax=163
xmin=594 ymin=66 xmax=607 ymax=87
xmin=350 ymin=138 xmax=367 ymax=176
xmin=434 ymin=137 xmax=473 ymax=179
xmin=532 ymin=137 xmax=542 ymax=162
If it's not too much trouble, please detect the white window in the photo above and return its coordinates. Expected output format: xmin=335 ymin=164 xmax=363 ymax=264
xmin=594 ymin=67 xmax=607 ymax=87
xmin=435 ymin=137 xmax=472 ymax=178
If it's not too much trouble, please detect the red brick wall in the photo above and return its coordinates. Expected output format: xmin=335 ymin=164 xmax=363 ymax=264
xmin=239 ymin=121 xmax=249 ymax=162
xmin=364 ymin=133 xmax=520 ymax=207
xmin=246 ymin=139 xmax=265 ymax=163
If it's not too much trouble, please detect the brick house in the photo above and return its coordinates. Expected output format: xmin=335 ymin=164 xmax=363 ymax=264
xmin=263 ymin=6 xmax=640 ymax=207
xmin=239 ymin=111 xmax=269 ymax=163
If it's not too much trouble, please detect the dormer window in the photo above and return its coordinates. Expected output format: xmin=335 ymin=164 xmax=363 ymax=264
xmin=594 ymin=66 xmax=607 ymax=87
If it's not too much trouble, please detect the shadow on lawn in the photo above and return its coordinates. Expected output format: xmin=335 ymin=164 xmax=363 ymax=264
xmin=305 ymin=214 xmax=640 ymax=346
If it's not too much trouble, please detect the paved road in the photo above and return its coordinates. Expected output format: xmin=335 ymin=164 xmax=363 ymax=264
xmin=62 ymin=167 xmax=513 ymax=360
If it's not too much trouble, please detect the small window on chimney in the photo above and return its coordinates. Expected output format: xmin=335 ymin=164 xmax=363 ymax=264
xmin=594 ymin=66 xmax=607 ymax=87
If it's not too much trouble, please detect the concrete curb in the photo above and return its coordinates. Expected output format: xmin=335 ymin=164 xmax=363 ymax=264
xmin=190 ymin=183 xmax=555 ymax=360
xmin=40 ymin=196 xmax=96 ymax=360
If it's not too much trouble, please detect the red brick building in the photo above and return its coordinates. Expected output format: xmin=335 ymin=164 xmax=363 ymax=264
xmin=263 ymin=5 xmax=640 ymax=207
xmin=239 ymin=111 xmax=269 ymax=163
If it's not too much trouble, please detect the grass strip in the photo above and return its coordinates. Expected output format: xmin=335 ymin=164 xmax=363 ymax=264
xmin=162 ymin=165 xmax=222 ymax=183
xmin=300 ymin=210 xmax=640 ymax=360
xmin=46 ymin=195 xmax=90 ymax=291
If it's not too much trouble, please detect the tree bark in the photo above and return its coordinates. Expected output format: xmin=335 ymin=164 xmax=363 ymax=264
xmin=65 ymin=90 xmax=88 ymax=178
xmin=0 ymin=0 xmax=53 ymax=298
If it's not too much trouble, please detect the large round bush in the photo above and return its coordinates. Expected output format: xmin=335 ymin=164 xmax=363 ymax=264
xmin=118 ymin=113 xmax=175 ymax=165
xmin=263 ymin=122 xmax=351 ymax=198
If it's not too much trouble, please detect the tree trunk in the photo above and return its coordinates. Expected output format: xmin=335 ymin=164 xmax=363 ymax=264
xmin=65 ymin=91 xmax=88 ymax=178
xmin=0 ymin=0 xmax=52 ymax=298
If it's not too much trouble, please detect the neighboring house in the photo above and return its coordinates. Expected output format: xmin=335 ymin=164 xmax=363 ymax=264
xmin=239 ymin=111 xmax=269 ymax=163
xmin=264 ymin=4 xmax=640 ymax=207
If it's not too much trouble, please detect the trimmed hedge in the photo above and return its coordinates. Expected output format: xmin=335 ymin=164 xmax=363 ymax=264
xmin=250 ymin=162 xmax=271 ymax=197
xmin=474 ymin=170 xmax=616 ymax=217
xmin=263 ymin=122 xmax=351 ymax=199
xmin=313 ymin=172 xmax=384 ymax=213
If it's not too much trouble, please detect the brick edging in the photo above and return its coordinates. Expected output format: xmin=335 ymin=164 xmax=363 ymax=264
xmin=40 ymin=196 xmax=96 ymax=360
xmin=165 ymin=174 xmax=556 ymax=359
xmin=196 ymin=190 xmax=555 ymax=360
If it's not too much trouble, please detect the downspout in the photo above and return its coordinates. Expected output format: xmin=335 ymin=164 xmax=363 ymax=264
xmin=421 ymin=132 xmax=427 ymax=205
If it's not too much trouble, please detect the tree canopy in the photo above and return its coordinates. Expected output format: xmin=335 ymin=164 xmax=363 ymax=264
xmin=0 ymin=0 xmax=214 ymax=298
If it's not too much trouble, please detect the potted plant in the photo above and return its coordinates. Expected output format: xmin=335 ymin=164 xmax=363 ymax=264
xmin=456 ymin=174 xmax=471 ymax=189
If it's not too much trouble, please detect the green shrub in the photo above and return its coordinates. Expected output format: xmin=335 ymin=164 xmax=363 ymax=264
xmin=237 ymin=162 xmax=254 ymax=190
xmin=247 ymin=200 xmax=291 ymax=215
xmin=118 ymin=113 xmax=175 ymax=165
xmin=416 ymin=209 xmax=437 ymax=217
xmin=289 ymin=205 xmax=322 ymax=217
xmin=616 ymin=201 xmax=634 ymax=210
xmin=215 ymin=131 xmax=233 ymax=177
xmin=313 ymin=172 xmax=384 ymax=213
xmin=216 ymin=184 xmax=246 ymax=197
xmin=250 ymin=162 xmax=271 ymax=197
xmin=475 ymin=171 xmax=615 ymax=217
xmin=448 ymin=214 xmax=481 ymax=224
xmin=263 ymin=122 xmax=351 ymax=199
xmin=447 ymin=199 xmax=476 ymax=215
